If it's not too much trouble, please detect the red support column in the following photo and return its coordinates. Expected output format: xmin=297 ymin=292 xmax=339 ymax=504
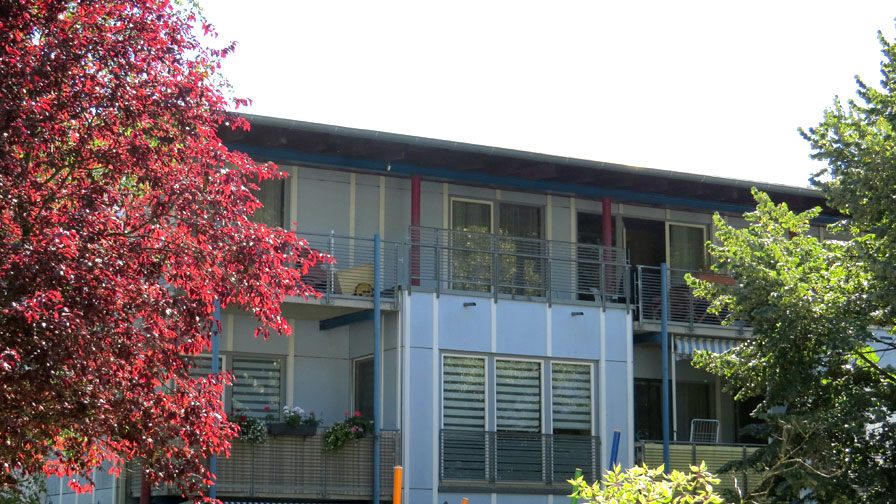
xmin=410 ymin=176 xmax=421 ymax=286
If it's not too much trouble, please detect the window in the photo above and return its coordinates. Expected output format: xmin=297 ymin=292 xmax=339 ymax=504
xmin=441 ymin=356 xmax=487 ymax=481
xmin=450 ymin=199 xmax=493 ymax=291
xmin=188 ymin=354 xmax=283 ymax=419
xmin=496 ymin=359 xmax=542 ymax=432
xmin=353 ymin=357 xmax=374 ymax=420
xmin=231 ymin=357 xmax=283 ymax=418
xmin=250 ymin=178 xmax=285 ymax=228
xmin=551 ymin=363 xmax=591 ymax=435
xmin=667 ymin=223 xmax=706 ymax=271
xmin=440 ymin=356 xmax=598 ymax=485
xmin=450 ymin=199 xmax=544 ymax=294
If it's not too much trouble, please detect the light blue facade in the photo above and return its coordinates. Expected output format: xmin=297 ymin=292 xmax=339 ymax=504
xmin=402 ymin=291 xmax=632 ymax=504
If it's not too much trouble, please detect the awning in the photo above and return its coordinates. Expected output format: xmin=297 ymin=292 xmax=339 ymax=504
xmin=674 ymin=335 xmax=739 ymax=357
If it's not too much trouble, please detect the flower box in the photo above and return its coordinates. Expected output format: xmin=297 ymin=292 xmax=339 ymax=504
xmin=268 ymin=423 xmax=317 ymax=436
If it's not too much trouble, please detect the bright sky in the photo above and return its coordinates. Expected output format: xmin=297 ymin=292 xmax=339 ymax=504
xmin=201 ymin=1 xmax=896 ymax=188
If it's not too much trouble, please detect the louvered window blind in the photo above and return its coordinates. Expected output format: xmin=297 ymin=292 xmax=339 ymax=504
xmin=442 ymin=356 xmax=486 ymax=430
xmin=232 ymin=357 xmax=282 ymax=418
xmin=551 ymin=363 xmax=591 ymax=434
xmin=496 ymin=360 xmax=541 ymax=432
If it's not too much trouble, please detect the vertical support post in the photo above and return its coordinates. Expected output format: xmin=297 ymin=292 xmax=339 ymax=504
xmin=661 ymin=263 xmax=670 ymax=473
xmin=392 ymin=466 xmax=403 ymax=504
xmin=410 ymin=176 xmax=421 ymax=286
xmin=210 ymin=300 xmax=221 ymax=500
xmin=373 ymin=234 xmax=382 ymax=504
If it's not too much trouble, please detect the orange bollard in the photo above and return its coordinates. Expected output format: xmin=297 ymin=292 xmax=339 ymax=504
xmin=393 ymin=465 xmax=403 ymax=504
xmin=461 ymin=499 xmax=468 ymax=504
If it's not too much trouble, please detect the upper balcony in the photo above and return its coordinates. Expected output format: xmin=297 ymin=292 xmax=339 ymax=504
xmin=293 ymin=231 xmax=403 ymax=309
xmin=408 ymin=226 xmax=630 ymax=307
xmin=636 ymin=265 xmax=748 ymax=336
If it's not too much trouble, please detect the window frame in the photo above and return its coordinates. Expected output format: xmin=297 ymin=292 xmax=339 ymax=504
xmin=665 ymin=221 xmax=707 ymax=271
xmin=352 ymin=355 xmax=375 ymax=420
xmin=441 ymin=353 xmax=489 ymax=431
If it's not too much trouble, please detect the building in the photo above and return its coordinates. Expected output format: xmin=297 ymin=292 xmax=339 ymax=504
xmin=44 ymin=115 xmax=836 ymax=504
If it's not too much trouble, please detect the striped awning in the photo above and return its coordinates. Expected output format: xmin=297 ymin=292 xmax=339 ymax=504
xmin=674 ymin=336 xmax=739 ymax=357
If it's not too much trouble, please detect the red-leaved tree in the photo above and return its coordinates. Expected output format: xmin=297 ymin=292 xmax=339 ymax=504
xmin=0 ymin=0 xmax=324 ymax=498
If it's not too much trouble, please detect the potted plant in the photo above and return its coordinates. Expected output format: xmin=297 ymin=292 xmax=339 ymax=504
xmin=323 ymin=411 xmax=372 ymax=451
xmin=229 ymin=410 xmax=267 ymax=444
xmin=268 ymin=405 xmax=321 ymax=436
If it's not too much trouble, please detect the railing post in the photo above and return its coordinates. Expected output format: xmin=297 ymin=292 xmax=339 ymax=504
xmin=491 ymin=234 xmax=499 ymax=303
xmin=687 ymin=272 xmax=695 ymax=332
xmin=600 ymin=261 xmax=607 ymax=311
xmin=434 ymin=230 xmax=441 ymax=297
xmin=326 ymin=231 xmax=335 ymax=304
xmin=546 ymin=241 xmax=552 ymax=306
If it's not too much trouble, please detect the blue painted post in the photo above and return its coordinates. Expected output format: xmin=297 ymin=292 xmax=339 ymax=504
xmin=609 ymin=430 xmax=621 ymax=468
xmin=660 ymin=263 xmax=670 ymax=473
xmin=210 ymin=300 xmax=220 ymax=499
xmin=373 ymin=234 xmax=382 ymax=504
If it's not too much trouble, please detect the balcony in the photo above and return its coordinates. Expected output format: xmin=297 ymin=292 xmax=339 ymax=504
xmin=439 ymin=430 xmax=600 ymax=494
xmin=409 ymin=226 xmax=630 ymax=306
xmin=639 ymin=440 xmax=763 ymax=495
xmin=130 ymin=430 xmax=400 ymax=501
xmin=637 ymin=266 xmax=746 ymax=333
xmin=299 ymin=231 xmax=402 ymax=304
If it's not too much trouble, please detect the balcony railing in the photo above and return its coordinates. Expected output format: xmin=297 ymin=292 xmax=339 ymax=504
xmin=439 ymin=430 xmax=599 ymax=492
xmin=410 ymin=226 xmax=630 ymax=306
xmin=129 ymin=430 xmax=400 ymax=501
xmin=639 ymin=440 xmax=763 ymax=495
xmin=299 ymin=231 xmax=402 ymax=303
xmin=637 ymin=266 xmax=744 ymax=331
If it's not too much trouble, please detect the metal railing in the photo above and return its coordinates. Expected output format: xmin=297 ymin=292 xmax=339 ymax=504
xmin=637 ymin=266 xmax=741 ymax=330
xmin=639 ymin=440 xmax=763 ymax=495
xmin=299 ymin=231 xmax=403 ymax=303
xmin=439 ymin=430 xmax=599 ymax=490
xmin=410 ymin=226 xmax=629 ymax=306
xmin=129 ymin=430 xmax=400 ymax=500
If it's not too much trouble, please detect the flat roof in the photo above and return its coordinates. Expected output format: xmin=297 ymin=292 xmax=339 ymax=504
xmin=221 ymin=113 xmax=835 ymax=220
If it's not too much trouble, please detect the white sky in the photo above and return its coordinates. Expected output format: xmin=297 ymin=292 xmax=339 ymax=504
xmin=200 ymin=1 xmax=896 ymax=188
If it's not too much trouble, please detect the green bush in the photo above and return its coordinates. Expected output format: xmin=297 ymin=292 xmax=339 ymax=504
xmin=569 ymin=462 xmax=725 ymax=504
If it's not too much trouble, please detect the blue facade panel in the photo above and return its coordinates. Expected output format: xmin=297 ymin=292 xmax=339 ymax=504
xmin=495 ymin=300 xmax=547 ymax=356
xmin=438 ymin=295 xmax=491 ymax=352
xmin=604 ymin=310 xmax=629 ymax=362
xmin=408 ymin=346 xmax=435 ymax=489
xmin=410 ymin=293 xmax=434 ymax=348
xmin=604 ymin=359 xmax=631 ymax=467
xmin=551 ymin=306 xmax=600 ymax=360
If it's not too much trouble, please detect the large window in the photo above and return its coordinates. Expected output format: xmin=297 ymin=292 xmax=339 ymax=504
xmin=250 ymin=178 xmax=285 ymax=229
xmin=450 ymin=199 xmax=544 ymax=294
xmin=188 ymin=354 xmax=283 ymax=418
xmin=441 ymin=355 xmax=597 ymax=485
xmin=667 ymin=223 xmax=706 ymax=271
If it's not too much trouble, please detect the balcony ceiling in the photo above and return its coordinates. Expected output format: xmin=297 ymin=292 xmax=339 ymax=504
xmin=220 ymin=114 xmax=837 ymax=219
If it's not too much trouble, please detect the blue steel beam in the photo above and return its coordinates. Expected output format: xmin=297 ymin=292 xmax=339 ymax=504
xmin=318 ymin=309 xmax=374 ymax=331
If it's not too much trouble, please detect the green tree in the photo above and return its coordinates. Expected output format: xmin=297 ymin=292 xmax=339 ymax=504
xmin=691 ymin=26 xmax=896 ymax=503
xmin=692 ymin=192 xmax=896 ymax=503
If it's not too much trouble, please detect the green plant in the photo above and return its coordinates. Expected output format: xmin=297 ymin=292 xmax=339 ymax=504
xmin=282 ymin=405 xmax=321 ymax=428
xmin=323 ymin=411 xmax=372 ymax=451
xmin=569 ymin=462 xmax=724 ymax=504
xmin=229 ymin=411 xmax=267 ymax=445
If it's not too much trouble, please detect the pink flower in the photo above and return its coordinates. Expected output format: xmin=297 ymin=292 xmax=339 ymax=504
xmin=354 ymin=410 xmax=361 ymax=417
xmin=264 ymin=406 xmax=270 ymax=412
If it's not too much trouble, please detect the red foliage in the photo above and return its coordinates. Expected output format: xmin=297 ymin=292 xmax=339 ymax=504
xmin=0 ymin=0 xmax=325 ymax=498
